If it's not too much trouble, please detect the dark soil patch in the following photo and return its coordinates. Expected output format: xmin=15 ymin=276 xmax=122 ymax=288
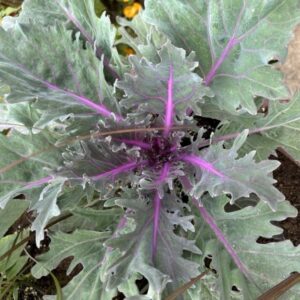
xmin=274 ymin=152 xmax=300 ymax=245
xmin=257 ymin=152 xmax=300 ymax=245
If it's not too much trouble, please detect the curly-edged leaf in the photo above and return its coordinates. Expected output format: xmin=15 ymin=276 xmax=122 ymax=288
xmin=12 ymin=0 xmax=121 ymax=79
xmin=0 ymin=129 xmax=62 ymax=208
xmin=0 ymin=199 xmax=29 ymax=238
xmin=52 ymin=205 xmax=122 ymax=233
xmin=117 ymin=13 xmax=168 ymax=63
xmin=144 ymin=0 xmax=300 ymax=114
xmin=31 ymin=179 xmax=66 ymax=247
xmin=0 ymin=22 xmax=121 ymax=130
xmin=59 ymin=138 xmax=140 ymax=195
xmin=189 ymin=195 xmax=300 ymax=299
xmin=215 ymin=94 xmax=300 ymax=162
xmin=31 ymin=229 xmax=114 ymax=300
xmin=186 ymin=130 xmax=284 ymax=209
xmin=103 ymin=191 xmax=201 ymax=298
xmin=118 ymin=42 xmax=212 ymax=124
xmin=0 ymin=102 xmax=41 ymax=134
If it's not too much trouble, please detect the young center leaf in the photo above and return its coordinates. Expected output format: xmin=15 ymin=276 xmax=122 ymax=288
xmin=118 ymin=41 xmax=213 ymax=123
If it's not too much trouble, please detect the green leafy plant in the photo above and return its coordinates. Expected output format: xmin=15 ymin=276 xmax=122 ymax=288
xmin=0 ymin=0 xmax=300 ymax=299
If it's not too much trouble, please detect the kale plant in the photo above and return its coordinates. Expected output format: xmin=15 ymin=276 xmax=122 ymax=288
xmin=0 ymin=0 xmax=300 ymax=299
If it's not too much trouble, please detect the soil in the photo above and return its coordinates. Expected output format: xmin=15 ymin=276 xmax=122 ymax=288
xmin=275 ymin=152 xmax=300 ymax=246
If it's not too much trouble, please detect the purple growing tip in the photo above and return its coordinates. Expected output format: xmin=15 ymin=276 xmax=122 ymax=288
xmin=164 ymin=65 xmax=174 ymax=136
xmin=181 ymin=154 xmax=224 ymax=177
xmin=152 ymin=163 xmax=170 ymax=260
xmin=25 ymin=176 xmax=52 ymax=189
xmin=156 ymin=163 xmax=170 ymax=184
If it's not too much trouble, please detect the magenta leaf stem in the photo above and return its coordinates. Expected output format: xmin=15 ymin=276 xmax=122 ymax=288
xmin=91 ymin=161 xmax=139 ymax=181
xmin=44 ymin=81 xmax=123 ymax=122
xmin=54 ymin=0 xmax=120 ymax=80
xmin=180 ymin=176 xmax=250 ymax=278
xmin=25 ymin=176 xmax=53 ymax=189
xmin=204 ymin=37 xmax=239 ymax=86
xmin=152 ymin=191 xmax=161 ymax=260
xmin=152 ymin=163 xmax=170 ymax=259
xmin=164 ymin=65 xmax=174 ymax=136
xmin=192 ymin=198 xmax=250 ymax=278
xmin=180 ymin=154 xmax=224 ymax=178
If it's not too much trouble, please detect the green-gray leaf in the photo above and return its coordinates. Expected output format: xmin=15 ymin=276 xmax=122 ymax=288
xmin=189 ymin=130 xmax=285 ymax=209
xmin=0 ymin=199 xmax=29 ymax=238
xmin=31 ymin=179 xmax=65 ymax=247
xmin=103 ymin=191 xmax=201 ymax=298
xmin=215 ymin=94 xmax=300 ymax=162
xmin=0 ymin=23 xmax=120 ymax=130
xmin=144 ymin=0 xmax=300 ymax=114
xmin=189 ymin=195 xmax=300 ymax=299
xmin=118 ymin=42 xmax=212 ymax=123
xmin=31 ymin=229 xmax=113 ymax=300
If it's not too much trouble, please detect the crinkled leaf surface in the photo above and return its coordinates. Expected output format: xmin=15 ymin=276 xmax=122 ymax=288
xmin=216 ymin=95 xmax=300 ymax=162
xmin=59 ymin=137 xmax=139 ymax=195
xmin=0 ymin=129 xmax=62 ymax=208
xmin=117 ymin=14 xmax=168 ymax=63
xmin=31 ymin=229 xmax=113 ymax=300
xmin=0 ymin=22 xmax=120 ymax=130
xmin=13 ymin=0 xmax=121 ymax=78
xmin=31 ymin=179 xmax=65 ymax=247
xmin=187 ymin=195 xmax=300 ymax=299
xmin=118 ymin=42 xmax=212 ymax=122
xmin=103 ymin=191 xmax=201 ymax=298
xmin=188 ymin=131 xmax=284 ymax=209
xmin=144 ymin=0 xmax=300 ymax=114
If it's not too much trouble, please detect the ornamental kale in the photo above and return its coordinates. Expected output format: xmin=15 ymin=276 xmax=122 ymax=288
xmin=0 ymin=0 xmax=300 ymax=299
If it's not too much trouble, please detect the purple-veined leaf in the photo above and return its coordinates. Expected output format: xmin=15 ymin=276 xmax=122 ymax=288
xmin=180 ymin=176 xmax=249 ymax=279
xmin=212 ymin=95 xmax=300 ymax=163
xmin=31 ymin=229 xmax=114 ymax=300
xmin=0 ymin=129 xmax=62 ymax=208
xmin=0 ymin=23 xmax=122 ymax=130
xmin=13 ymin=0 xmax=121 ymax=79
xmin=190 ymin=194 xmax=300 ymax=299
xmin=185 ymin=130 xmax=284 ymax=209
xmin=118 ymin=41 xmax=212 ymax=124
xmin=144 ymin=0 xmax=300 ymax=114
xmin=152 ymin=163 xmax=170 ymax=258
xmin=164 ymin=65 xmax=174 ymax=135
xmin=103 ymin=190 xmax=201 ymax=297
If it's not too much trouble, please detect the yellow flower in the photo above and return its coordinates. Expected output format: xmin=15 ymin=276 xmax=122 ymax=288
xmin=124 ymin=47 xmax=135 ymax=56
xmin=123 ymin=2 xmax=142 ymax=19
